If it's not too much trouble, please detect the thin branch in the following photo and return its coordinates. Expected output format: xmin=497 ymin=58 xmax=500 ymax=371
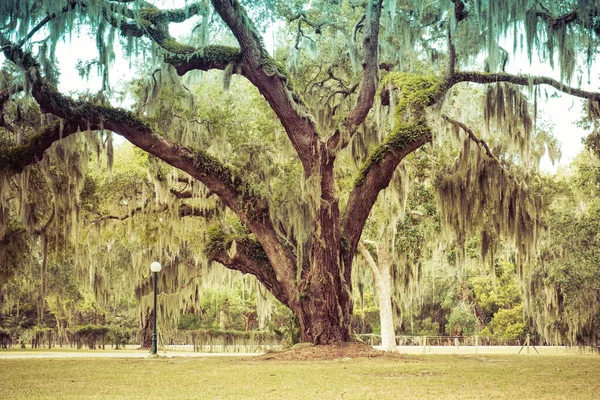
xmin=19 ymin=1 xmax=80 ymax=47
xmin=324 ymin=84 xmax=359 ymax=109
xmin=441 ymin=114 xmax=496 ymax=160
xmin=91 ymin=199 xmax=151 ymax=224
xmin=170 ymin=187 xmax=193 ymax=199
xmin=441 ymin=114 xmax=517 ymax=181
xmin=288 ymin=12 xmax=331 ymax=34
xmin=303 ymin=65 xmax=322 ymax=94
xmin=447 ymin=15 xmax=456 ymax=76
xmin=91 ymin=200 xmax=218 ymax=224
xmin=32 ymin=206 xmax=56 ymax=235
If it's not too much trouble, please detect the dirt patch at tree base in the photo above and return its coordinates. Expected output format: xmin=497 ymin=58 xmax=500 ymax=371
xmin=257 ymin=342 xmax=404 ymax=361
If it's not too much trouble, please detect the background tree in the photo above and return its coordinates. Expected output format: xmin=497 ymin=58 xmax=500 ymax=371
xmin=531 ymin=152 xmax=600 ymax=346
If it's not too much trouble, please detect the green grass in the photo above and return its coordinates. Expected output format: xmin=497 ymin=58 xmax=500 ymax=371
xmin=1 ymin=354 xmax=599 ymax=399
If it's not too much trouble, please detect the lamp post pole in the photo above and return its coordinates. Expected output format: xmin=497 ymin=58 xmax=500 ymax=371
xmin=150 ymin=261 xmax=162 ymax=355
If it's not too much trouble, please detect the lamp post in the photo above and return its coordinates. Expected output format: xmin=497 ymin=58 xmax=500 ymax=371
xmin=150 ymin=261 xmax=162 ymax=355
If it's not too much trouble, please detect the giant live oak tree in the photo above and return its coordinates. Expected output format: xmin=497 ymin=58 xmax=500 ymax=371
xmin=1 ymin=0 xmax=600 ymax=344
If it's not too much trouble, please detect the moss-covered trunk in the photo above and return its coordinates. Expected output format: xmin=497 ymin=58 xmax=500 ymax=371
xmin=292 ymin=152 xmax=353 ymax=344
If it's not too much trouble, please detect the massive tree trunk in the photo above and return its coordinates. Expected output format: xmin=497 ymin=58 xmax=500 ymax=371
xmin=294 ymin=280 xmax=353 ymax=343
xmin=294 ymin=152 xmax=353 ymax=343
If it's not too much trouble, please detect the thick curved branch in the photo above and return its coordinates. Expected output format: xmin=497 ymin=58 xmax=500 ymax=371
xmin=342 ymin=126 xmax=431 ymax=259
xmin=152 ymin=0 xmax=326 ymax=172
xmin=211 ymin=238 xmax=288 ymax=306
xmin=166 ymin=45 xmax=242 ymax=75
xmin=452 ymin=71 xmax=600 ymax=101
xmin=0 ymin=119 xmax=94 ymax=174
xmin=209 ymin=0 xmax=320 ymax=171
xmin=103 ymin=1 xmax=208 ymax=54
xmin=210 ymin=0 xmax=265 ymax=64
xmin=327 ymin=0 xmax=383 ymax=153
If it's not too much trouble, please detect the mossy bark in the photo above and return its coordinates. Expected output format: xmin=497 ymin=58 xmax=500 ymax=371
xmin=295 ymin=150 xmax=352 ymax=343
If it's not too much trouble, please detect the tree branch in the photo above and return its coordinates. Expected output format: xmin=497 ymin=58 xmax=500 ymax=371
xmin=447 ymin=16 xmax=456 ymax=77
xmin=342 ymin=124 xmax=431 ymax=260
xmin=534 ymin=4 xmax=600 ymax=32
xmin=451 ymin=0 xmax=468 ymax=23
xmin=358 ymin=241 xmax=381 ymax=282
xmin=91 ymin=201 xmax=218 ymax=224
xmin=441 ymin=114 xmax=517 ymax=180
xmin=327 ymin=0 xmax=383 ymax=153
xmin=166 ymin=45 xmax=242 ymax=76
xmin=210 ymin=236 xmax=288 ymax=306
xmin=0 ymin=84 xmax=24 ymax=133
xmin=0 ymin=84 xmax=24 ymax=105
xmin=451 ymin=71 xmax=600 ymax=100
xmin=209 ymin=0 xmax=321 ymax=171
xmin=19 ymin=1 xmax=81 ymax=47
xmin=441 ymin=114 xmax=496 ymax=160
xmin=0 ymin=119 xmax=94 ymax=174
xmin=103 ymin=1 xmax=208 ymax=54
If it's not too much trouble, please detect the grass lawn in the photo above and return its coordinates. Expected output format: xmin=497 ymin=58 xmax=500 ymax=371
xmin=1 ymin=354 xmax=598 ymax=399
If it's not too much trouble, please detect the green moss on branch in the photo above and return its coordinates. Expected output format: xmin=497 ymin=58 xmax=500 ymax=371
xmin=379 ymin=72 xmax=441 ymax=113
xmin=205 ymin=224 xmax=268 ymax=263
xmin=193 ymin=150 xmax=239 ymax=188
xmin=203 ymin=45 xmax=243 ymax=64
xmin=165 ymin=45 xmax=243 ymax=72
xmin=354 ymin=121 xmax=431 ymax=186
xmin=354 ymin=73 xmax=440 ymax=186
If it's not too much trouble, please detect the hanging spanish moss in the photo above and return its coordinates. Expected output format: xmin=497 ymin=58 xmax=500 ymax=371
xmin=435 ymin=135 xmax=541 ymax=268
xmin=483 ymin=83 xmax=533 ymax=169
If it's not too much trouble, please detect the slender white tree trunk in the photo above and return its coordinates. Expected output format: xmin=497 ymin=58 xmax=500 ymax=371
xmin=359 ymin=242 xmax=397 ymax=352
